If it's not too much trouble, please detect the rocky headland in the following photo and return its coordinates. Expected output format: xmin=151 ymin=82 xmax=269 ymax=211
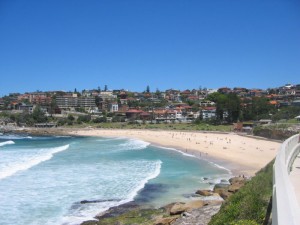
xmin=80 ymin=176 xmax=248 ymax=225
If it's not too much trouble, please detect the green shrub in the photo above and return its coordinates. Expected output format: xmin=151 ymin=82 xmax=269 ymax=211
xmin=209 ymin=160 xmax=274 ymax=225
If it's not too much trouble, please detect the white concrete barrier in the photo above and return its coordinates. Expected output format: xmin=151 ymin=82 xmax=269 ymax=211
xmin=272 ymin=134 xmax=300 ymax=225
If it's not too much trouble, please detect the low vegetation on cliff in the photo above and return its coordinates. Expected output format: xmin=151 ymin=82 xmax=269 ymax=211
xmin=209 ymin=160 xmax=274 ymax=225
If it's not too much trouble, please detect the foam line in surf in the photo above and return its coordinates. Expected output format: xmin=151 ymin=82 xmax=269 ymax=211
xmin=58 ymin=160 xmax=162 ymax=225
xmin=155 ymin=145 xmax=232 ymax=173
xmin=154 ymin=145 xmax=198 ymax=158
xmin=0 ymin=140 xmax=15 ymax=147
xmin=208 ymin=161 xmax=232 ymax=173
xmin=126 ymin=160 xmax=162 ymax=202
xmin=0 ymin=135 xmax=32 ymax=140
xmin=118 ymin=138 xmax=150 ymax=150
xmin=0 ymin=144 xmax=70 ymax=180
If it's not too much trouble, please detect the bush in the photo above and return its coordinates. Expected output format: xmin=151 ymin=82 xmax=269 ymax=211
xmin=57 ymin=118 xmax=67 ymax=126
xmin=93 ymin=116 xmax=107 ymax=123
xmin=230 ymin=220 xmax=259 ymax=225
xmin=77 ymin=115 xmax=91 ymax=123
xmin=68 ymin=114 xmax=75 ymax=121
xmin=209 ymin=160 xmax=274 ymax=225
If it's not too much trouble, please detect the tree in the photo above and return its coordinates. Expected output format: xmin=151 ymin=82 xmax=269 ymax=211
xmin=146 ymin=85 xmax=150 ymax=93
xmin=77 ymin=115 xmax=91 ymax=123
xmin=67 ymin=114 xmax=75 ymax=121
xmin=32 ymin=106 xmax=48 ymax=123
xmin=207 ymin=92 xmax=241 ymax=123
xmin=225 ymin=93 xmax=241 ymax=123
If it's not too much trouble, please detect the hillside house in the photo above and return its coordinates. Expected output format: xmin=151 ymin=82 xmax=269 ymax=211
xmin=201 ymin=107 xmax=216 ymax=120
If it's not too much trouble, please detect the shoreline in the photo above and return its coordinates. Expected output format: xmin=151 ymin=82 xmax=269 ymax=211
xmin=3 ymin=127 xmax=281 ymax=176
xmin=1 ymin=127 xmax=282 ymax=224
xmin=67 ymin=128 xmax=281 ymax=176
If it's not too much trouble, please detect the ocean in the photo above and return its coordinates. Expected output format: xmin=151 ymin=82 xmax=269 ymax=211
xmin=0 ymin=134 xmax=231 ymax=225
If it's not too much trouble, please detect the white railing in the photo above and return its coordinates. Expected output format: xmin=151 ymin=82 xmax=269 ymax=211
xmin=272 ymin=134 xmax=300 ymax=225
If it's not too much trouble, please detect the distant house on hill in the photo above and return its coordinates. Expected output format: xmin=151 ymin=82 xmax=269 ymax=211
xmin=292 ymin=100 xmax=300 ymax=107
xmin=109 ymin=102 xmax=118 ymax=112
xmin=126 ymin=109 xmax=143 ymax=120
xmin=201 ymin=107 xmax=216 ymax=120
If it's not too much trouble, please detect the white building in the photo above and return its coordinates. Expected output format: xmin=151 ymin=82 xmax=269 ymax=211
xmin=109 ymin=102 xmax=119 ymax=112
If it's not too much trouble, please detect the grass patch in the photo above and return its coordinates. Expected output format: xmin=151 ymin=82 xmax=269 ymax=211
xmin=81 ymin=208 xmax=166 ymax=225
xmin=63 ymin=122 xmax=232 ymax=132
xmin=209 ymin=160 xmax=274 ymax=225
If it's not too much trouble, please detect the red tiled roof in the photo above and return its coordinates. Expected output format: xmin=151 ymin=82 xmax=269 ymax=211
xmin=126 ymin=109 xmax=143 ymax=113
xmin=203 ymin=107 xmax=216 ymax=110
xmin=269 ymin=100 xmax=278 ymax=105
xmin=140 ymin=112 xmax=151 ymax=116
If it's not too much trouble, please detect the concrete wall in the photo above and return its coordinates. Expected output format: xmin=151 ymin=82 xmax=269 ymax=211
xmin=272 ymin=134 xmax=300 ymax=224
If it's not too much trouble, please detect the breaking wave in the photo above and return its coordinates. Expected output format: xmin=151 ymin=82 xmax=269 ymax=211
xmin=0 ymin=141 xmax=15 ymax=147
xmin=118 ymin=139 xmax=150 ymax=150
xmin=56 ymin=160 xmax=162 ymax=225
xmin=0 ymin=144 xmax=70 ymax=180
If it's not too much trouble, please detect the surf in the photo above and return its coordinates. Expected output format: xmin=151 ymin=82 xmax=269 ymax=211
xmin=0 ymin=140 xmax=15 ymax=147
xmin=0 ymin=144 xmax=69 ymax=180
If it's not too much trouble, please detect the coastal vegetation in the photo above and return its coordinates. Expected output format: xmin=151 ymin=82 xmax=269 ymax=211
xmin=66 ymin=122 xmax=232 ymax=132
xmin=209 ymin=160 xmax=274 ymax=225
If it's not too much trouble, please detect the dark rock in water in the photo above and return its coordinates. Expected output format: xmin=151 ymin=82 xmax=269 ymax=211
xmin=182 ymin=193 xmax=201 ymax=198
xmin=203 ymin=177 xmax=209 ymax=180
xmin=221 ymin=179 xmax=228 ymax=183
xmin=80 ymin=199 xmax=118 ymax=204
xmin=134 ymin=183 xmax=168 ymax=203
xmin=81 ymin=200 xmax=102 ymax=204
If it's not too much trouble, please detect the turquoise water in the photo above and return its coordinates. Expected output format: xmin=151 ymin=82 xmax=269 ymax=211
xmin=0 ymin=134 xmax=230 ymax=225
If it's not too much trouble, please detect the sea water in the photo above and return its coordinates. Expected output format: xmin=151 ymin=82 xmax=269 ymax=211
xmin=0 ymin=134 xmax=231 ymax=225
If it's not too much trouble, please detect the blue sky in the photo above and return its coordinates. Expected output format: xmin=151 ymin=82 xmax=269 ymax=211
xmin=0 ymin=0 xmax=299 ymax=96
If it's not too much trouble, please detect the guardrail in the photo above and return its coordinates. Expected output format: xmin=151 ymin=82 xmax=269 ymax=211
xmin=272 ymin=134 xmax=300 ymax=225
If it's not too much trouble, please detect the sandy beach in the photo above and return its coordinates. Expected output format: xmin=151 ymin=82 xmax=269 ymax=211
xmin=69 ymin=129 xmax=281 ymax=176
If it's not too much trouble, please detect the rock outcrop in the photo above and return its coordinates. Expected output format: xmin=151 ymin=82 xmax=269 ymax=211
xmin=196 ymin=176 xmax=248 ymax=200
xmin=195 ymin=190 xmax=213 ymax=196
xmin=170 ymin=200 xmax=206 ymax=215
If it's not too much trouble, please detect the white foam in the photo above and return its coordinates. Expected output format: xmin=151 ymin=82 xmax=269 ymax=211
xmin=118 ymin=138 xmax=150 ymax=150
xmin=154 ymin=145 xmax=198 ymax=158
xmin=208 ymin=161 xmax=232 ymax=173
xmin=96 ymin=137 xmax=125 ymax=142
xmin=0 ymin=144 xmax=69 ymax=180
xmin=0 ymin=140 xmax=15 ymax=147
xmin=0 ymin=135 xmax=32 ymax=140
xmin=58 ymin=200 xmax=121 ymax=225
xmin=126 ymin=160 xmax=162 ymax=201
xmin=56 ymin=160 xmax=162 ymax=225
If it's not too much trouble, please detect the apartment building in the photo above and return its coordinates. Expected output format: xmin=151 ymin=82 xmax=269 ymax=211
xmin=56 ymin=96 xmax=96 ymax=110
